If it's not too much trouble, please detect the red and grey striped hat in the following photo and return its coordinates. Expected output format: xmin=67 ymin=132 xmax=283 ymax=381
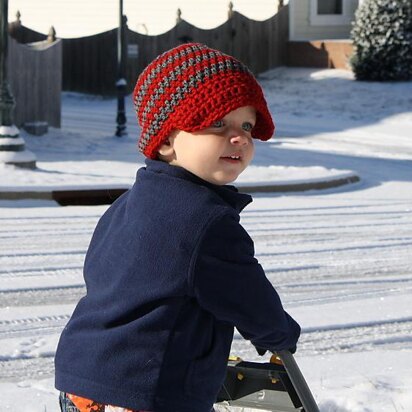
xmin=133 ymin=43 xmax=275 ymax=159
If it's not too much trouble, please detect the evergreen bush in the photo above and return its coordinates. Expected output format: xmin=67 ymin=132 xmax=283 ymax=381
xmin=350 ymin=0 xmax=412 ymax=81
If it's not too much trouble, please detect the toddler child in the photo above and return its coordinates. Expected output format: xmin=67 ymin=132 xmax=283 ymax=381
xmin=55 ymin=43 xmax=301 ymax=412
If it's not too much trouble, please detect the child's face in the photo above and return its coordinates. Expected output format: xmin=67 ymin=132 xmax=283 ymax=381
xmin=161 ymin=106 xmax=256 ymax=185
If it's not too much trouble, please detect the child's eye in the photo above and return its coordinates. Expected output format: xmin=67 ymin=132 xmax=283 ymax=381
xmin=211 ymin=120 xmax=224 ymax=128
xmin=242 ymin=122 xmax=254 ymax=132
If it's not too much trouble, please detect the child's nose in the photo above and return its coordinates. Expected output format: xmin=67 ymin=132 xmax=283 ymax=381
xmin=230 ymin=133 xmax=250 ymax=145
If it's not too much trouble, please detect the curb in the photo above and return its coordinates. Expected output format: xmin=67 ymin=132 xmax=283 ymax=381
xmin=0 ymin=188 xmax=127 ymax=206
xmin=0 ymin=174 xmax=360 ymax=206
xmin=238 ymin=174 xmax=360 ymax=194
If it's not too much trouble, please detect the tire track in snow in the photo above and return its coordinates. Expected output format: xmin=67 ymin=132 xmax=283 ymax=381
xmin=0 ymin=267 xmax=82 ymax=278
xmin=231 ymin=317 xmax=412 ymax=361
xmin=0 ymin=214 xmax=101 ymax=221
xmin=0 ymin=357 xmax=55 ymax=382
xmin=0 ymin=285 xmax=85 ymax=307
xmin=2 ymin=318 xmax=412 ymax=382
xmin=0 ymin=250 xmax=86 ymax=259
xmin=0 ymin=238 xmax=91 ymax=256
xmin=298 ymin=317 xmax=412 ymax=355
xmin=0 ymin=255 xmax=85 ymax=273
xmin=0 ymin=229 xmax=93 ymax=239
xmin=0 ymin=221 xmax=97 ymax=230
xmin=0 ymin=315 xmax=70 ymax=339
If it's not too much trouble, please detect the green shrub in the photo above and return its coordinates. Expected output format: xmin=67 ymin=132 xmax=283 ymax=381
xmin=350 ymin=0 xmax=412 ymax=81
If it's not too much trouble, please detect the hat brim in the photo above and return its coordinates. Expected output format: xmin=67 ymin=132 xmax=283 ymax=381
xmin=173 ymin=72 xmax=275 ymax=141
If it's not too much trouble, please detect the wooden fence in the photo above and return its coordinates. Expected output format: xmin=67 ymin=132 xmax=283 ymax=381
xmin=9 ymin=6 xmax=289 ymax=96
xmin=126 ymin=9 xmax=289 ymax=94
xmin=7 ymin=36 xmax=62 ymax=128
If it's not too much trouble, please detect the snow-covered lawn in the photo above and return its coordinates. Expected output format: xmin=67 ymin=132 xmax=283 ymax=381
xmin=0 ymin=67 xmax=411 ymax=411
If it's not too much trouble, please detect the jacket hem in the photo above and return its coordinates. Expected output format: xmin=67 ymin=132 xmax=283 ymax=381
xmin=55 ymin=369 xmax=154 ymax=411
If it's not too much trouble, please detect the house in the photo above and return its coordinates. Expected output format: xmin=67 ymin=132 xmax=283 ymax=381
xmin=287 ymin=0 xmax=359 ymax=69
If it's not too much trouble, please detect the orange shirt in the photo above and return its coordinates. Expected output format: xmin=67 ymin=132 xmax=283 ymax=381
xmin=67 ymin=393 xmax=150 ymax=412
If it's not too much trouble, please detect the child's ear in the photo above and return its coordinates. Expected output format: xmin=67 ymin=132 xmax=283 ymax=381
xmin=157 ymin=138 xmax=175 ymax=160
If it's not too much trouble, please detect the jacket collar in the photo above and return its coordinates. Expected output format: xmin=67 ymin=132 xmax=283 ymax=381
xmin=144 ymin=159 xmax=252 ymax=212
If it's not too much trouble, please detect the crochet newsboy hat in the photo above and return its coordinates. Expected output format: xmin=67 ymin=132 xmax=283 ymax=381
xmin=133 ymin=43 xmax=275 ymax=159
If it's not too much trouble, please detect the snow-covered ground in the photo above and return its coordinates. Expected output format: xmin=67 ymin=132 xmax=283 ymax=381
xmin=0 ymin=67 xmax=411 ymax=411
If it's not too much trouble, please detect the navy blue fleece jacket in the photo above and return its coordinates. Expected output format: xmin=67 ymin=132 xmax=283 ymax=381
xmin=55 ymin=159 xmax=300 ymax=412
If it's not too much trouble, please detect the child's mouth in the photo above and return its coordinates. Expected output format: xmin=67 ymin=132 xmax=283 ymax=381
xmin=221 ymin=155 xmax=241 ymax=163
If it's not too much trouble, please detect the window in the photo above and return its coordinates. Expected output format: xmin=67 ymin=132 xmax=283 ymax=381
xmin=318 ymin=0 xmax=343 ymax=15
xmin=311 ymin=0 xmax=353 ymax=25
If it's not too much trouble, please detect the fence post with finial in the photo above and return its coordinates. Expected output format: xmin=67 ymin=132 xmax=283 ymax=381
xmin=47 ymin=26 xmax=56 ymax=43
xmin=176 ymin=8 xmax=182 ymax=24
xmin=228 ymin=2 xmax=234 ymax=19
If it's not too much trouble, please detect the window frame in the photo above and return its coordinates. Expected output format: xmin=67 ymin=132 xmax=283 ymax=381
xmin=310 ymin=0 xmax=353 ymax=26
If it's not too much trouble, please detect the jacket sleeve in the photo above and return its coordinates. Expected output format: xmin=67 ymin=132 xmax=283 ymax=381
xmin=189 ymin=212 xmax=301 ymax=352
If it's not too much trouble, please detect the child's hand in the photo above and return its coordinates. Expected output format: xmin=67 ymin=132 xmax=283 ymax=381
xmin=255 ymin=345 xmax=297 ymax=356
xmin=287 ymin=345 xmax=297 ymax=354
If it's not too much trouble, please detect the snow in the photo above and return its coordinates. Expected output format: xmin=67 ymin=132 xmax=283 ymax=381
xmin=0 ymin=137 xmax=25 ymax=146
xmin=0 ymin=67 xmax=412 ymax=411
xmin=0 ymin=150 xmax=36 ymax=163
xmin=0 ymin=125 xmax=19 ymax=137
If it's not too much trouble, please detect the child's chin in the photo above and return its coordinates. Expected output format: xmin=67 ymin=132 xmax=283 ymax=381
xmin=213 ymin=175 xmax=239 ymax=186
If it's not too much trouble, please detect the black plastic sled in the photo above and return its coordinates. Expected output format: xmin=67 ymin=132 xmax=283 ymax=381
xmin=217 ymin=350 xmax=320 ymax=412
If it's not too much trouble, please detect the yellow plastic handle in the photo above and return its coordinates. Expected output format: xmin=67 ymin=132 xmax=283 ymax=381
xmin=270 ymin=354 xmax=283 ymax=365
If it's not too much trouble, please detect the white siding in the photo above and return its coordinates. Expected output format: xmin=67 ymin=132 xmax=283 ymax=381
xmin=290 ymin=0 xmax=358 ymax=41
